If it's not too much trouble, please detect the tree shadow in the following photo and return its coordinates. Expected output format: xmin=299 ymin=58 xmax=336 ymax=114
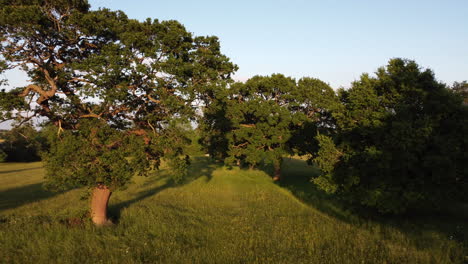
xmin=227 ymin=157 xmax=358 ymax=223
xmin=0 ymin=166 xmax=43 ymax=175
xmin=184 ymin=156 xmax=220 ymax=183
xmin=277 ymin=157 xmax=357 ymax=223
xmin=0 ymin=183 xmax=62 ymax=212
xmin=108 ymin=156 xmax=221 ymax=222
xmin=279 ymin=157 xmax=468 ymax=248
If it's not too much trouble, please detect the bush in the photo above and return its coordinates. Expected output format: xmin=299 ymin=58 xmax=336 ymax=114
xmin=312 ymin=59 xmax=468 ymax=214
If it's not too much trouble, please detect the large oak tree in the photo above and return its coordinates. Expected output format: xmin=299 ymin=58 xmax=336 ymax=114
xmin=0 ymin=0 xmax=236 ymax=225
xmin=200 ymin=74 xmax=338 ymax=180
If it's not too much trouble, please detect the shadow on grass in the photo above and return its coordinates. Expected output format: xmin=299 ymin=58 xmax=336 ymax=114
xmin=0 ymin=166 xmax=42 ymax=175
xmin=0 ymin=183 xmax=62 ymax=212
xmin=109 ymin=156 xmax=221 ymax=222
xmin=278 ymin=157 xmax=468 ymax=247
xmin=277 ymin=157 xmax=358 ymax=223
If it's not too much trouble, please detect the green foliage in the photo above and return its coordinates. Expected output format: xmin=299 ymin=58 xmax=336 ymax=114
xmin=42 ymin=120 xmax=149 ymax=191
xmin=197 ymin=84 xmax=233 ymax=161
xmin=452 ymin=81 xmax=468 ymax=104
xmin=200 ymin=74 xmax=339 ymax=176
xmin=0 ymin=149 xmax=6 ymax=162
xmin=147 ymin=119 xmax=194 ymax=183
xmin=0 ymin=124 xmax=46 ymax=162
xmin=289 ymin=77 xmax=340 ymax=156
xmin=0 ymin=88 xmax=30 ymax=121
xmin=0 ymin=0 xmax=236 ymax=190
xmin=311 ymin=135 xmax=340 ymax=194
xmin=223 ymin=75 xmax=298 ymax=168
xmin=312 ymin=58 xmax=468 ymax=214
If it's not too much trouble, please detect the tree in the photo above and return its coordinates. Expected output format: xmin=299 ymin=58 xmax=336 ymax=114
xmin=197 ymin=82 xmax=233 ymax=161
xmin=312 ymin=58 xmax=468 ymax=214
xmin=288 ymin=77 xmax=340 ymax=159
xmin=200 ymin=74 xmax=338 ymax=181
xmin=224 ymin=75 xmax=298 ymax=180
xmin=0 ymin=0 xmax=236 ymax=225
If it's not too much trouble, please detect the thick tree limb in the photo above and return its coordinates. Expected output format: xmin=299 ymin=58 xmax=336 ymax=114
xmin=147 ymin=94 xmax=161 ymax=104
xmin=20 ymin=84 xmax=47 ymax=98
xmin=129 ymin=129 xmax=151 ymax=145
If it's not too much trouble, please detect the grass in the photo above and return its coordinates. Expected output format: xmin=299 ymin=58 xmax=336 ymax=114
xmin=0 ymin=158 xmax=466 ymax=264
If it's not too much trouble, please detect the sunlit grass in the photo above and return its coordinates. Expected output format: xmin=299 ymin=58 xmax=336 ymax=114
xmin=0 ymin=158 xmax=466 ymax=263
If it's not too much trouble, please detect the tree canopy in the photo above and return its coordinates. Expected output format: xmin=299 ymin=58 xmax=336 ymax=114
xmin=0 ymin=0 xmax=237 ymax=191
xmin=312 ymin=58 xmax=468 ymax=213
xmin=199 ymin=74 xmax=338 ymax=180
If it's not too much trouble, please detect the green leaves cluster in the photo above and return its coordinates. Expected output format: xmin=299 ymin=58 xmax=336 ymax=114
xmin=224 ymin=75 xmax=298 ymax=168
xmin=200 ymin=74 xmax=339 ymax=175
xmin=43 ymin=120 xmax=148 ymax=191
xmin=312 ymin=59 xmax=468 ymax=213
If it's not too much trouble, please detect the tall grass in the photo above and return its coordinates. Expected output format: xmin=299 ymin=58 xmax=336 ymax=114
xmin=0 ymin=158 xmax=466 ymax=263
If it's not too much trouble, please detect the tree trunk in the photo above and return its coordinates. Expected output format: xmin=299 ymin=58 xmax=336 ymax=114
xmin=91 ymin=184 xmax=112 ymax=226
xmin=272 ymin=158 xmax=282 ymax=181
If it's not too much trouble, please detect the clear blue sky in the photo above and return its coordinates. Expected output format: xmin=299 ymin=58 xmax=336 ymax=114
xmin=3 ymin=0 xmax=467 ymax=89
xmin=87 ymin=0 xmax=468 ymax=88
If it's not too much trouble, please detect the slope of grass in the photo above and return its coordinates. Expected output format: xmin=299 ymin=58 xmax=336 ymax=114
xmin=0 ymin=158 xmax=466 ymax=264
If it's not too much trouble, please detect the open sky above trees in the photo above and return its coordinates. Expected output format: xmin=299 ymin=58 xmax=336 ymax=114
xmin=85 ymin=0 xmax=467 ymax=87
xmin=2 ymin=0 xmax=467 ymax=91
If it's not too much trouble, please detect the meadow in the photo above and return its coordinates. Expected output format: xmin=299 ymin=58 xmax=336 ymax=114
xmin=0 ymin=157 xmax=466 ymax=264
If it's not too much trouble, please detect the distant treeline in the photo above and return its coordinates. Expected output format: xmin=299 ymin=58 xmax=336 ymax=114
xmin=0 ymin=125 xmax=46 ymax=162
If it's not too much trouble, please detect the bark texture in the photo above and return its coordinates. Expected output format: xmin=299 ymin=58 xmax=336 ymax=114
xmin=91 ymin=184 xmax=112 ymax=226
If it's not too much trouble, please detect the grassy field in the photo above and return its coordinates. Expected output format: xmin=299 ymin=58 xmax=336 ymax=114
xmin=0 ymin=157 xmax=466 ymax=264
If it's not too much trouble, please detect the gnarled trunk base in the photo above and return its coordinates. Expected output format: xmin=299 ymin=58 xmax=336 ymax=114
xmin=91 ymin=184 xmax=112 ymax=226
